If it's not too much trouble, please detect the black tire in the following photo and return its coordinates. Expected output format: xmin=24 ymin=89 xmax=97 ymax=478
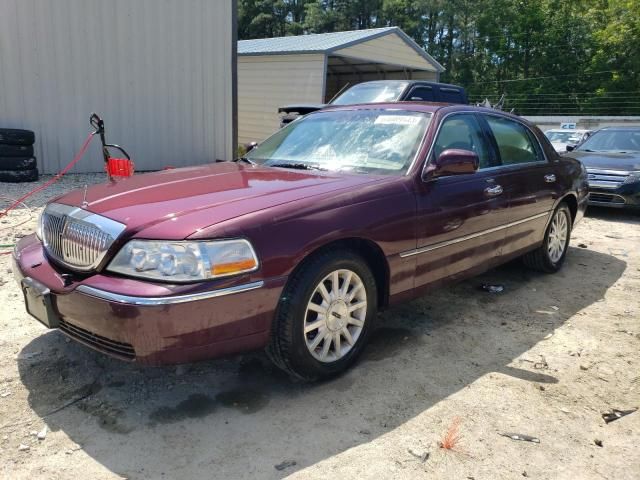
xmin=523 ymin=203 xmax=572 ymax=273
xmin=0 ymin=128 xmax=35 ymax=146
xmin=0 ymin=168 xmax=39 ymax=183
xmin=0 ymin=156 xmax=37 ymax=171
xmin=0 ymin=144 xmax=33 ymax=157
xmin=267 ymin=250 xmax=378 ymax=381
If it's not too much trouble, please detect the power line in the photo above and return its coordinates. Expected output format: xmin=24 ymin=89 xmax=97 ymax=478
xmin=470 ymin=28 xmax=592 ymax=42
xmin=456 ymin=41 xmax=595 ymax=57
xmin=513 ymin=107 xmax=640 ymax=111
xmin=497 ymin=102 xmax=640 ymax=107
xmin=514 ymin=107 xmax=640 ymax=110
xmin=470 ymin=91 xmax=640 ymax=97
xmin=469 ymin=100 xmax=640 ymax=105
xmin=469 ymin=70 xmax=615 ymax=85
xmin=469 ymin=96 xmax=640 ymax=100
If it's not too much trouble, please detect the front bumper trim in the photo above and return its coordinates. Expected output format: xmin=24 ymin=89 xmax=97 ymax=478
xmin=75 ymin=280 xmax=265 ymax=306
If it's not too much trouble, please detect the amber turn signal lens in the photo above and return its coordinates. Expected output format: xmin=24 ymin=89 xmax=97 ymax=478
xmin=211 ymin=258 xmax=257 ymax=276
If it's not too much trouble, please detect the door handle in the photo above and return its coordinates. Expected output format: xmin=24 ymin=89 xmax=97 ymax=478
xmin=484 ymin=185 xmax=503 ymax=197
xmin=544 ymin=174 xmax=556 ymax=183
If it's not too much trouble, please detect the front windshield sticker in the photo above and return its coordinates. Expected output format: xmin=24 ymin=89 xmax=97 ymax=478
xmin=374 ymin=115 xmax=422 ymax=126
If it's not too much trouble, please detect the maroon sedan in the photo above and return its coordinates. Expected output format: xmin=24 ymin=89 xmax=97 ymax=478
xmin=14 ymin=103 xmax=588 ymax=380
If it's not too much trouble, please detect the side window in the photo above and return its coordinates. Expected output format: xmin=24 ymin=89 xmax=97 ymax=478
xmin=433 ymin=114 xmax=491 ymax=169
xmin=486 ymin=116 xmax=542 ymax=165
xmin=406 ymin=86 xmax=434 ymax=102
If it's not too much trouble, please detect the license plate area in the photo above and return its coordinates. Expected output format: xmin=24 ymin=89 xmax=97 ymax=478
xmin=21 ymin=277 xmax=60 ymax=328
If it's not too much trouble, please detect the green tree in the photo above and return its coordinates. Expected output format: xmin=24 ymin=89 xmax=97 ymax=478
xmin=238 ymin=0 xmax=640 ymax=115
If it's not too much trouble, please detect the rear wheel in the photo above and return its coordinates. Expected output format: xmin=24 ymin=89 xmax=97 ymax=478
xmin=267 ymin=250 xmax=377 ymax=381
xmin=523 ymin=203 xmax=572 ymax=273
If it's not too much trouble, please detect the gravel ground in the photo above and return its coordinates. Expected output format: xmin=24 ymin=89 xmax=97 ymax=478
xmin=0 ymin=174 xmax=638 ymax=480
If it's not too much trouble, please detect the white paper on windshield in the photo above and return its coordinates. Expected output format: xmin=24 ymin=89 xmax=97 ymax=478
xmin=374 ymin=115 xmax=421 ymax=126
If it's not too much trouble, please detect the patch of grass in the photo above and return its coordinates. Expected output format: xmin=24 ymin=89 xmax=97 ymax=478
xmin=438 ymin=416 xmax=462 ymax=451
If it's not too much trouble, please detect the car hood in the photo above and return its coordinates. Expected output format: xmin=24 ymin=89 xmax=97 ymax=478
xmin=55 ymin=163 xmax=384 ymax=239
xmin=568 ymin=150 xmax=640 ymax=171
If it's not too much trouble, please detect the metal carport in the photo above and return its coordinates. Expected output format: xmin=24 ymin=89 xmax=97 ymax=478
xmin=237 ymin=27 xmax=444 ymax=144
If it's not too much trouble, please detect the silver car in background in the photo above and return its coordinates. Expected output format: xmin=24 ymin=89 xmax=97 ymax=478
xmin=545 ymin=129 xmax=591 ymax=153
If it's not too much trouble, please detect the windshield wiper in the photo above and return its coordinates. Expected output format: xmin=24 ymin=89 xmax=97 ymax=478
xmin=234 ymin=156 xmax=255 ymax=165
xmin=268 ymin=162 xmax=326 ymax=171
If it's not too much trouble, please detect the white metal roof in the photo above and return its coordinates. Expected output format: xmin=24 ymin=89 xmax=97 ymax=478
xmin=238 ymin=27 xmax=444 ymax=72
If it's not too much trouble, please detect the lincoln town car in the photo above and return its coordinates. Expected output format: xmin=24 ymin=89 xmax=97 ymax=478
xmin=14 ymin=103 xmax=588 ymax=380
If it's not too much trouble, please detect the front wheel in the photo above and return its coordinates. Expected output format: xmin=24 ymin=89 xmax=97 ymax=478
xmin=523 ymin=203 xmax=572 ymax=273
xmin=267 ymin=250 xmax=377 ymax=381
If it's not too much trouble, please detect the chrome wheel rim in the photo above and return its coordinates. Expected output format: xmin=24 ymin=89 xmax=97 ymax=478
xmin=548 ymin=210 xmax=568 ymax=263
xmin=304 ymin=269 xmax=367 ymax=363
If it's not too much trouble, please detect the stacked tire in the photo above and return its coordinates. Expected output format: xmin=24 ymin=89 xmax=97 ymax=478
xmin=0 ymin=128 xmax=39 ymax=183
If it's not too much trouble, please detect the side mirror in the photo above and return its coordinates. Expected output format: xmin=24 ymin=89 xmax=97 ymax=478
xmin=245 ymin=141 xmax=258 ymax=153
xmin=566 ymin=144 xmax=575 ymax=152
xmin=426 ymin=149 xmax=479 ymax=179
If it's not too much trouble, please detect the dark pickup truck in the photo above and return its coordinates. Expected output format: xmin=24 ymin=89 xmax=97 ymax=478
xmin=279 ymin=80 xmax=468 ymax=126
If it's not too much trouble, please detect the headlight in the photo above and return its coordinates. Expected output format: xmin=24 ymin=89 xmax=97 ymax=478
xmin=107 ymin=239 xmax=259 ymax=282
xmin=36 ymin=209 xmax=44 ymax=240
xmin=623 ymin=171 xmax=640 ymax=184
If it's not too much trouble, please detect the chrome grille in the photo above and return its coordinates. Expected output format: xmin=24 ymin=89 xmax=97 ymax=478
xmin=588 ymin=192 xmax=626 ymax=204
xmin=41 ymin=203 xmax=126 ymax=271
xmin=586 ymin=169 xmax=630 ymax=189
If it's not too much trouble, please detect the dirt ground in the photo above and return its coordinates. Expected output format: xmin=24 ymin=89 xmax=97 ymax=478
xmin=0 ymin=175 xmax=638 ymax=480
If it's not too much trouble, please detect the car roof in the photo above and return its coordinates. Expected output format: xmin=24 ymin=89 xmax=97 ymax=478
xmin=348 ymin=80 xmax=464 ymax=89
xmin=320 ymin=101 xmax=521 ymax=118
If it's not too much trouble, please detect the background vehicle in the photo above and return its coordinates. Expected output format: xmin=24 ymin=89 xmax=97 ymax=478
xmin=566 ymin=127 xmax=640 ymax=210
xmin=278 ymin=80 xmax=467 ymax=126
xmin=545 ymin=128 xmax=591 ymax=153
xmin=14 ymin=103 xmax=586 ymax=381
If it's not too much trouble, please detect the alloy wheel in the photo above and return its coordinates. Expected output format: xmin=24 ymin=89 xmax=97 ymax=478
xmin=303 ymin=269 xmax=367 ymax=363
xmin=548 ymin=209 xmax=568 ymax=263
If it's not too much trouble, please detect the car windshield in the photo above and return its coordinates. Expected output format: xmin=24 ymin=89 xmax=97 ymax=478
xmin=577 ymin=130 xmax=640 ymax=153
xmin=246 ymin=110 xmax=431 ymax=175
xmin=545 ymin=131 xmax=583 ymax=144
xmin=331 ymin=82 xmax=409 ymax=106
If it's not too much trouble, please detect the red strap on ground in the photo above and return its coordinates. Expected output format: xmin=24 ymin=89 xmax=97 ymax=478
xmin=0 ymin=132 xmax=95 ymax=218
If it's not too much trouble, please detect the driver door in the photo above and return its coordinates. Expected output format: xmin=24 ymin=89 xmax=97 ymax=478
xmin=412 ymin=113 xmax=511 ymax=289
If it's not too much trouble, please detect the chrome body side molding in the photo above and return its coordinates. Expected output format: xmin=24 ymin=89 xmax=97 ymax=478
xmin=400 ymin=212 xmax=549 ymax=258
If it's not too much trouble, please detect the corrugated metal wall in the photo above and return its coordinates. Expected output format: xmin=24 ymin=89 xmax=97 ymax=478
xmin=0 ymin=0 xmax=236 ymax=173
xmin=238 ymin=54 xmax=325 ymax=144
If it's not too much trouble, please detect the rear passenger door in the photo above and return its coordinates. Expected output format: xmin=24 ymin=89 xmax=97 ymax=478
xmin=480 ymin=114 xmax=560 ymax=256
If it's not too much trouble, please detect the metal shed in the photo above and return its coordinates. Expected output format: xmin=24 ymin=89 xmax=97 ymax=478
xmin=238 ymin=27 xmax=444 ymax=144
xmin=0 ymin=0 xmax=236 ymax=174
